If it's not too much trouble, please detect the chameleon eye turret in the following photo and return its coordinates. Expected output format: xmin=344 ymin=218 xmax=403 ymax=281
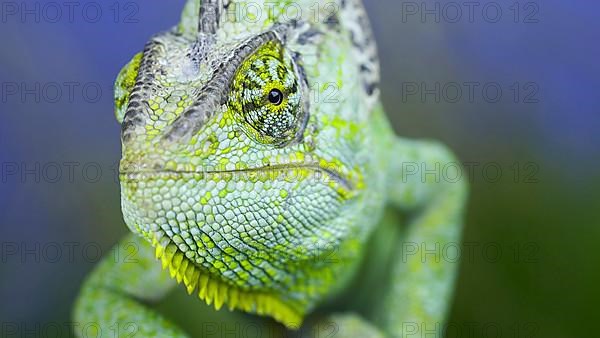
xmin=228 ymin=40 xmax=306 ymax=146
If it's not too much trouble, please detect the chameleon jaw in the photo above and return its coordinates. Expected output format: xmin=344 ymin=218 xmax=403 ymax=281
xmin=151 ymin=236 xmax=305 ymax=329
xmin=120 ymin=160 xmax=362 ymax=328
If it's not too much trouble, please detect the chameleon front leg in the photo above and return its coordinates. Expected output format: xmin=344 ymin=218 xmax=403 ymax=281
xmin=379 ymin=137 xmax=468 ymax=337
xmin=73 ymin=234 xmax=189 ymax=338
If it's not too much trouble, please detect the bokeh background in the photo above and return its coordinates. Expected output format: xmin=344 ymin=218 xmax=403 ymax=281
xmin=1 ymin=0 xmax=598 ymax=336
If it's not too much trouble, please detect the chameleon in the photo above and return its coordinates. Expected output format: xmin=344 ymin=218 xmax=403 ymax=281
xmin=73 ymin=0 xmax=467 ymax=337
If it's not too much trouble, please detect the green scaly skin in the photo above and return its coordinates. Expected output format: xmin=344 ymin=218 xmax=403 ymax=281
xmin=74 ymin=1 xmax=467 ymax=337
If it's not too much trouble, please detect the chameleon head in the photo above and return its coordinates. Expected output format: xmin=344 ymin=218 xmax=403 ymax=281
xmin=114 ymin=0 xmax=377 ymax=328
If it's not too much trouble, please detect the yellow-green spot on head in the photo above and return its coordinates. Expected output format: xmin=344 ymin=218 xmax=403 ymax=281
xmin=200 ymin=191 xmax=211 ymax=205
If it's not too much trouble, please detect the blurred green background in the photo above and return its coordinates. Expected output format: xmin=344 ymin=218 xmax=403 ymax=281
xmin=1 ymin=0 xmax=598 ymax=337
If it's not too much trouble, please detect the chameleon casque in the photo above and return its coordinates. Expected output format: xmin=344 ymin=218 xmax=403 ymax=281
xmin=74 ymin=0 xmax=467 ymax=337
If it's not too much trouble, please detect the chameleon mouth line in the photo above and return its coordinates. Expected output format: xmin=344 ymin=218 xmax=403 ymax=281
xmin=120 ymin=163 xmax=353 ymax=191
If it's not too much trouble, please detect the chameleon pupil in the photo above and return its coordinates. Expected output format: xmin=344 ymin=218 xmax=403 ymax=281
xmin=268 ymin=89 xmax=284 ymax=105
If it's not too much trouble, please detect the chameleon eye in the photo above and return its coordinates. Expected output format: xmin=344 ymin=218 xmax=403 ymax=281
xmin=268 ymin=88 xmax=284 ymax=105
xmin=114 ymin=52 xmax=143 ymax=124
xmin=229 ymin=40 xmax=305 ymax=147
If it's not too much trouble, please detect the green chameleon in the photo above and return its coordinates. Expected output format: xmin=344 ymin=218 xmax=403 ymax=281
xmin=74 ymin=0 xmax=467 ymax=337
